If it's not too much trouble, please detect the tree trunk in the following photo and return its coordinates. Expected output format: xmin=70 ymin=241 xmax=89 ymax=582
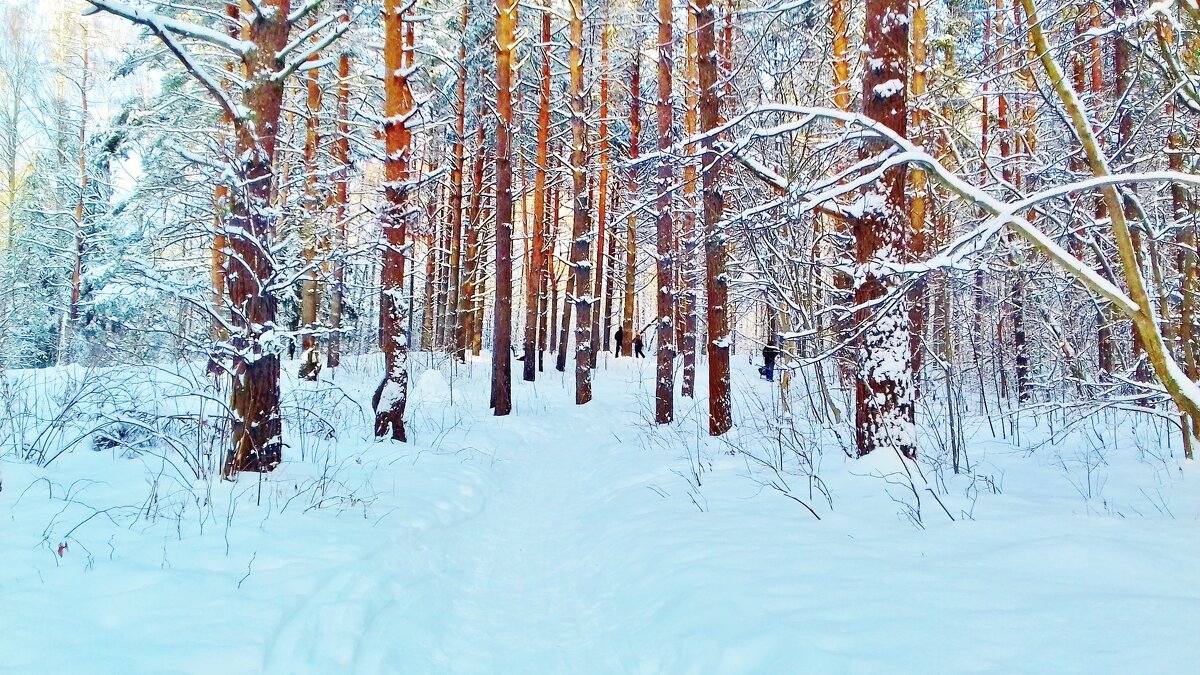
xmin=601 ymin=186 xmax=618 ymax=353
xmin=63 ymin=27 xmax=88 ymax=363
xmin=697 ymin=0 xmax=732 ymax=435
xmin=654 ymin=0 xmax=676 ymax=424
xmin=568 ymin=0 xmax=593 ymax=404
xmin=447 ymin=1 xmax=470 ymax=360
xmin=908 ymin=0 xmax=928 ymax=395
xmin=1009 ymin=0 xmax=1031 ymax=402
xmin=524 ymin=10 xmax=553 ymax=383
xmin=374 ymin=2 xmax=414 ymax=441
xmin=225 ymin=0 xmax=291 ymax=474
xmin=491 ymin=0 xmax=516 ymax=415
xmin=1113 ymin=0 xmax=1149 ymax=385
xmin=209 ymin=2 xmax=240 ymax=376
xmin=622 ymin=48 xmax=641 ymax=358
xmin=422 ymin=182 xmax=438 ymax=352
xmin=592 ymin=14 xmax=611 ymax=354
xmin=853 ymin=0 xmax=912 ymax=458
xmin=681 ymin=10 xmax=699 ymax=398
xmin=831 ymin=0 xmax=850 ymax=112
xmin=327 ymin=6 xmax=351 ymax=369
xmin=298 ymin=27 xmax=324 ymax=381
xmin=460 ymin=103 xmax=486 ymax=361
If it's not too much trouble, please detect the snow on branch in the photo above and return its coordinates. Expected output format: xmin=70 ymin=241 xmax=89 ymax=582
xmin=83 ymin=0 xmax=251 ymax=54
xmin=83 ymin=0 xmax=246 ymax=122
xmin=275 ymin=9 xmax=353 ymax=83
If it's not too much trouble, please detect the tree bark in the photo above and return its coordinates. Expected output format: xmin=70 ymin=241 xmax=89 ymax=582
xmin=681 ymin=9 xmax=699 ymax=398
xmin=593 ymin=14 xmax=611 ymax=354
xmin=853 ymin=0 xmax=912 ymax=458
xmin=908 ymin=0 xmax=928 ymax=394
xmin=374 ymin=1 xmax=415 ymax=441
xmin=524 ymin=10 xmax=553 ymax=383
xmin=63 ymin=26 xmax=88 ymax=363
xmin=225 ymin=0 xmax=292 ymax=474
xmin=460 ymin=100 xmax=486 ymax=361
xmin=568 ymin=0 xmax=593 ymax=404
xmin=447 ymin=0 xmax=470 ymax=360
xmin=491 ymin=0 xmax=516 ymax=415
xmin=697 ymin=0 xmax=732 ymax=435
xmin=298 ymin=24 xmax=324 ymax=381
xmin=327 ymin=5 xmax=351 ymax=369
xmin=654 ymin=0 xmax=676 ymax=424
xmin=622 ymin=48 xmax=641 ymax=358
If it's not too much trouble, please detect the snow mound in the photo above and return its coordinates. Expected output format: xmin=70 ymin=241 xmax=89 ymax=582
xmin=413 ymin=368 xmax=451 ymax=403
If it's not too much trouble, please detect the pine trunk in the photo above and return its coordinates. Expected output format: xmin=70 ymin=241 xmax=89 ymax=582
xmin=681 ymin=10 xmax=699 ymax=398
xmin=853 ymin=0 xmax=912 ymax=458
xmin=327 ymin=7 xmax=351 ymax=369
xmin=593 ymin=16 xmax=611 ymax=354
xmin=224 ymin=0 xmax=291 ymax=474
xmin=622 ymin=49 xmax=641 ymax=358
xmin=908 ymin=0 xmax=928 ymax=395
xmin=697 ymin=0 xmax=732 ymax=435
xmin=491 ymin=0 xmax=517 ymax=415
xmin=374 ymin=2 xmax=414 ymax=441
xmin=654 ymin=0 xmax=675 ymax=424
xmin=460 ymin=106 xmax=486 ymax=360
xmin=524 ymin=11 xmax=553 ymax=383
xmin=568 ymin=0 xmax=593 ymax=404
xmin=298 ymin=30 xmax=323 ymax=381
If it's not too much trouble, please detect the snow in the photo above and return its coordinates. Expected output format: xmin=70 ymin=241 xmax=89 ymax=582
xmin=873 ymin=78 xmax=904 ymax=99
xmin=412 ymin=367 xmax=451 ymax=403
xmin=2 ymin=356 xmax=1199 ymax=673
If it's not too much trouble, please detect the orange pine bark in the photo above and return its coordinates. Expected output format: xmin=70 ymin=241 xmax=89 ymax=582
xmin=298 ymin=21 xmax=324 ymax=381
xmin=225 ymin=0 xmax=291 ymax=473
xmin=681 ymin=10 xmax=699 ymax=398
xmin=593 ymin=17 xmax=612 ymax=353
xmin=654 ymin=0 xmax=676 ymax=424
xmin=327 ymin=5 xmax=351 ymax=369
xmin=852 ymin=0 xmax=912 ymax=458
xmin=622 ymin=48 xmax=641 ymax=358
xmin=490 ymin=0 xmax=517 ymax=415
xmin=446 ymin=0 xmax=469 ymax=359
xmin=374 ymin=1 xmax=414 ymax=440
xmin=697 ymin=0 xmax=732 ymax=435
xmin=523 ymin=10 xmax=553 ymax=383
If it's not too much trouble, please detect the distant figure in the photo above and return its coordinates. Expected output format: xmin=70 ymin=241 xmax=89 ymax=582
xmin=633 ymin=334 xmax=645 ymax=358
xmin=614 ymin=326 xmax=625 ymax=357
xmin=761 ymin=342 xmax=779 ymax=382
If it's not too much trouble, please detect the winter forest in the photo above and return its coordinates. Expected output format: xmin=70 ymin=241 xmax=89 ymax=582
xmin=2 ymin=0 xmax=1199 ymax=671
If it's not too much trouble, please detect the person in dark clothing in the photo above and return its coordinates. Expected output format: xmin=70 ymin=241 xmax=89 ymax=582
xmin=614 ymin=326 xmax=625 ymax=357
xmin=762 ymin=342 xmax=779 ymax=382
xmin=633 ymin=334 xmax=645 ymax=358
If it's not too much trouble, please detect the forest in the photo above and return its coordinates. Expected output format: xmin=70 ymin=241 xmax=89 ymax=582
xmin=2 ymin=0 xmax=1199 ymax=672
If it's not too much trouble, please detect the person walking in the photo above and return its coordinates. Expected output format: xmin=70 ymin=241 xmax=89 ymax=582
xmin=614 ymin=326 xmax=625 ymax=357
xmin=633 ymin=333 xmax=645 ymax=358
xmin=762 ymin=341 xmax=779 ymax=382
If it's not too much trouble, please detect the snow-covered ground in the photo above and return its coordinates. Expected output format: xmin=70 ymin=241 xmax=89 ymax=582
xmin=2 ymin=354 xmax=1198 ymax=674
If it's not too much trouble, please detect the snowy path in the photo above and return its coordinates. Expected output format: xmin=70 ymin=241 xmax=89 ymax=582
xmin=419 ymin=421 xmax=614 ymax=672
xmin=266 ymin=372 xmax=648 ymax=674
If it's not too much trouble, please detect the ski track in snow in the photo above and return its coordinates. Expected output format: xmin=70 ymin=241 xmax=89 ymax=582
xmin=261 ymin=366 xmax=637 ymax=674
